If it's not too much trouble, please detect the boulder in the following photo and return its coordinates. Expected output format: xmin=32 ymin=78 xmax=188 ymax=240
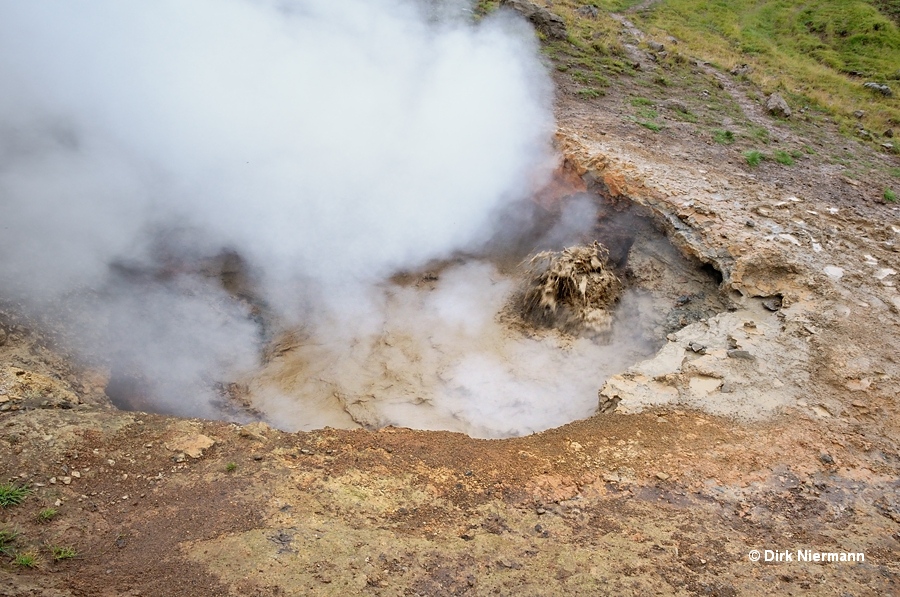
xmin=500 ymin=0 xmax=568 ymax=40
xmin=765 ymin=93 xmax=791 ymax=118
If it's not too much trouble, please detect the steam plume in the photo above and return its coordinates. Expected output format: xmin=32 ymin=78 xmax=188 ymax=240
xmin=0 ymin=1 xmax=649 ymax=436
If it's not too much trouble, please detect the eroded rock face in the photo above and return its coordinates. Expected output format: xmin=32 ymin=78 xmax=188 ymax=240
xmin=500 ymin=0 xmax=568 ymax=39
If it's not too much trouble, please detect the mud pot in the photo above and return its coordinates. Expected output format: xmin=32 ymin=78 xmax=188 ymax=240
xmin=105 ymin=175 xmax=728 ymax=438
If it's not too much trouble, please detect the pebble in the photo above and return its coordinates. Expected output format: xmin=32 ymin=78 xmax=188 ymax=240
xmin=824 ymin=266 xmax=844 ymax=279
xmin=726 ymin=349 xmax=755 ymax=360
xmin=656 ymin=472 xmax=671 ymax=480
xmin=762 ymin=298 xmax=782 ymax=311
xmin=819 ymin=454 xmax=835 ymax=465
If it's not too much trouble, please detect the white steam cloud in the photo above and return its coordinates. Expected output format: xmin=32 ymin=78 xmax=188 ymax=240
xmin=1 ymin=1 xmax=648 ymax=436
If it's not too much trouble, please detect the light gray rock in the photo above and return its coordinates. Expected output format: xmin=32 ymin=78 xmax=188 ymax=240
xmin=864 ymin=82 xmax=892 ymax=96
xmin=765 ymin=93 xmax=791 ymax=118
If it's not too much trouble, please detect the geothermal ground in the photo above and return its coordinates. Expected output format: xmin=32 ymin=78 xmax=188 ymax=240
xmin=3 ymin=5 xmax=900 ymax=597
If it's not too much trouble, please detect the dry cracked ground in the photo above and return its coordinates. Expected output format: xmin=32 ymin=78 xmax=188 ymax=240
xmin=2 ymin=9 xmax=900 ymax=597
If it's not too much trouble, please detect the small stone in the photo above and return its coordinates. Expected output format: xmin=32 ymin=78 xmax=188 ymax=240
xmin=536 ymin=507 xmax=546 ymax=515
xmin=238 ymin=422 xmax=269 ymax=442
xmin=766 ymin=93 xmax=791 ymax=118
xmin=648 ymin=41 xmax=665 ymax=52
xmin=300 ymin=448 xmax=312 ymax=455
xmin=886 ymin=129 xmax=894 ymax=138
xmin=655 ymin=472 xmax=671 ymax=481
xmin=819 ymin=454 xmax=834 ymax=465
xmin=823 ymin=266 xmax=844 ymax=279
xmin=61 ymin=476 xmax=72 ymax=485
xmin=173 ymin=453 xmax=186 ymax=463
xmin=253 ymin=454 xmax=264 ymax=461
xmin=762 ymin=297 xmax=783 ymax=311
xmin=602 ymin=472 xmax=621 ymax=483
xmin=726 ymin=349 xmax=755 ymax=360
xmin=54 ymin=499 xmax=62 ymax=507
xmin=168 ymin=434 xmax=215 ymax=459
xmin=745 ymin=219 xmax=756 ymax=228
xmin=688 ymin=342 xmax=707 ymax=354
xmin=49 ymin=477 xmax=57 ymax=484
xmin=460 ymin=531 xmax=476 ymax=541
xmin=853 ymin=110 xmax=866 ymax=119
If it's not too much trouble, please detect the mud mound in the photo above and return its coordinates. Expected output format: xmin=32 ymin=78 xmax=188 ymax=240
xmin=523 ymin=242 xmax=622 ymax=336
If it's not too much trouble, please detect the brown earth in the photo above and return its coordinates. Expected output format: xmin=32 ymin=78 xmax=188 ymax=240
xmin=2 ymin=7 xmax=900 ymax=597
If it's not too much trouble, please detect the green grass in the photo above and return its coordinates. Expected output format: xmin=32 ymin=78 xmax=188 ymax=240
xmin=50 ymin=545 xmax=78 ymax=560
xmin=637 ymin=120 xmax=663 ymax=132
xmin=744 ymin=149 xmax=765 ymax=166
xmin=890 ymin=167 xmax=900 ymax=177
xmin=225 ymin=462 xmax=237 ymax=472
xmin=774 ymin=149 xmax=795 ymax=165
xmin=14 ymin=551 xmax=38 ymax=568
xmin=0 ymin=482 xmax=30 ymax=508
xmin=631 ymin=96 xmax=656 ymax=106
xmin=747 ymin=125 xmax=771 ymax=144
xmin=576 ymin=88 xmax=604 ymax=99
xmin=37 ymin=508 xmax=58 ymax=523
xmin=636 ymin=0 xmax=900 ymax=142
xmin=886 ymin=188 xmax=898 ymax=202
xmin=0 ymin=528 xmax=18 ymax=556
xmin=713 ymin=129 xmax=736 ymax=144
xmin=671 ymin=106 xmax=699 ymax=122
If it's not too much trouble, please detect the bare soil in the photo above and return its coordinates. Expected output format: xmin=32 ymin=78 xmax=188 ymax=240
xmin=2 ymin=9 xmax=900 ymax=596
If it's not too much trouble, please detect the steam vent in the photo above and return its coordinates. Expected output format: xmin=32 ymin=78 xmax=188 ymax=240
xmin=1 ymin=1 xmax=899 ymax=595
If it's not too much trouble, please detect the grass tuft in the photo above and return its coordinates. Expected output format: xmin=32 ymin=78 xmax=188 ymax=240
xmin=0 ymin=528 xmax=19 ymax=556
xmin=713 ymin=129 xmax=735 ymax=144
xmin=575 ymin=88 xmax=604 ymax=99
xmin=50 ymin=545 xmax=78 ymax=560
xmin=37 ymin=508 xmax=58 ymax=523
xmin=744 ymin=150 xmax=764 ymax=166
xmin=225 ymin=462 xmax=238 ymax=473
xmin=773 ymin=150 xmax=795 ymax=165
xmin=14 ymin=551 xmax=39 ymax=568
xmin=0 ymin=482 xmax=30 ymax=508
xmin=885 ymin=188 xmax=898 ymax=202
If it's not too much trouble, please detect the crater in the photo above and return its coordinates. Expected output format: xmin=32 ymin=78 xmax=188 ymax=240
xmin=104 ymin=165 xmax=729 ymax=438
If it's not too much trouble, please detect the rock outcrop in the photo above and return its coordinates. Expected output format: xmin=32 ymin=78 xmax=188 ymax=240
xmin=500 ymin=0 xmax=567 ymax=40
